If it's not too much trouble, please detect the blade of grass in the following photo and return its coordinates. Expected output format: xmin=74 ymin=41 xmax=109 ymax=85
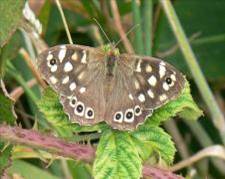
xmin=7 ymin=62 xmax=38 ymax=103
xmin=160 ymin=0 xmax=225 ymax=144
xmin=132 ymin=0 xmax=144 ymax=54
xmin=184 ymin=120 xmax=225 ymax=175
xmin=142 ymin=0 xmax=153 ymax=56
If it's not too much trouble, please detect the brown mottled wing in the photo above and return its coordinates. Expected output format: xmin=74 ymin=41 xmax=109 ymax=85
xmin=37 ymin=44 xmax=106 ymax=125
xmin=104 ymin=54 xmax=185 ymax=130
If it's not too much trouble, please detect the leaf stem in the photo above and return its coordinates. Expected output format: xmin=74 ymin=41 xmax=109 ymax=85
xmin=160 ymin=0 xmax=225 ymax=144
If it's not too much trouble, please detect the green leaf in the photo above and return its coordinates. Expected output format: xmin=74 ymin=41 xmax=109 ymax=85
xmin=131 ymin=125 xmax=176 ymax=164
xmin=0 ymin=143 xmax=13 ymax=176
xmin=37 ymin=87 xmax=107 ymax=138
xmin=0 ymin=0 xmax=25 ymax=47
xmin=93 ymin=130 xmax=142 ymax=179
xmin=0 ymin=87 xmax=16 ymax=125
xmin=0 ymin=31 xmax=22 ymax=77
xmin=8 ymin=160 xmax=60 ymax=179
xmin=145 ymin=80 xmax=202 ymax=126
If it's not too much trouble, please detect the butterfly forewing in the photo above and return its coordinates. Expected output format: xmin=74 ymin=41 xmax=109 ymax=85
xmin=104 ymin=54 xmax=185 ymax=130
xmin=37 ymin=45 xmax=106 ymax=125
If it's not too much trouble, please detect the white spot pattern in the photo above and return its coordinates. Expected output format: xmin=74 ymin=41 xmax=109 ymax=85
xmin=81 ymin=50 xmax=87 ymax=64
xmin=159 ymin=65 xmax=166 ymax=78
xmin=49 ymin=76 xmax=58 ymax=84
xmin=58 ymin=46 xmax=66 ymax=62
xmin=163 ymin=82 xmax=169 ymax=91
xmin=147 ymin=89 xmax=154 ymax=98
xmin=69 ymin=82 xmax=76 ymax=91
xmin=64 ymin=61 xmax=73 ymax=72
xmin=159 ymin=94 xmax=167 ymax=101
xmin=135 ymin=59 xmax=142 ymax=72
xmin=148 ymin=75 xmax=157 ymax=86
xmin=62 ymin=76 xmax=69 ymax=84
xmin=138 ymin=93 xmax=145 ymax=102
xmin=79 ymin=87 xmax=86 ymax=94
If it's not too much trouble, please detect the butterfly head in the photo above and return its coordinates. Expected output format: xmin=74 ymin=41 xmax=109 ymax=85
xmin=102 ymin=44 xmax=120 ymax=57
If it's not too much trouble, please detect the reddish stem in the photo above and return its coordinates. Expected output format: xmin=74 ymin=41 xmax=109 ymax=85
xmin=0 ymin=125 xmax=183 ymax=178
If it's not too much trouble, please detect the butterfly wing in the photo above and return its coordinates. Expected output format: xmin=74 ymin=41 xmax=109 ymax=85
xmin=104 ymin=54 xmax=185 ymax=130
xmin=37 ymin=44 xmax=106 ymax=125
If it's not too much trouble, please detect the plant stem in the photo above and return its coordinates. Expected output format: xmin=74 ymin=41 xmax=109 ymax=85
xmin=132 ymin=0 xmax=144 ymax=54
xmin=110 ymin=0 xmax=134 ymax=53
xmin=0 ymin=124 xmax=182 ymax=178
xmin=160 ymin=0 xmax=225 ymax=144
xmin=142 ymin=0 xmax=153 ymax=56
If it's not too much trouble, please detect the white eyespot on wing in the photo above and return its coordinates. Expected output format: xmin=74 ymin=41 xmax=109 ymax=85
xmin=58 ymin=46 xmax=67 ymax=63
xmin=135 ymin=59 xmax=142 ymax=72
xmin=124 ymin=108 xmax=134 ymax=123
xmin=81 ymin=50 xmax=87 ymax=64
xmin=71 ymin=52 xmax=78 ymax=61
xmin=79 ymin=87 xmax=86 ymax=94
xmin=62 ymin=76 xmax=69 ymax=84
xmin=74 ymin=101 xmax=85 ymax=117
xmin=134 ymin=105 xmax=142 ymax=116
xmin=147 ymin=89 xmax=154 ymax=98
xmin=113 ymin=111 xmax=123 ymax=123
xmin=145 ymin=64 xmax=152 ymax=73
xmin=50 ymin=65 xmax=57 ymax=72
xmin=85 ymin=107 xmax=94 ymax=119
xmin=69 ymin=96 xmax=77 ymax=108
xmin=159 ymin=64 xmax=166 ymax=78
xmin=160 ymin=61 xmax=166 ymax=66
xmin=129 ymin=94 xmax=134 ymax=100
xmin=49 ymin=76 xmax=58 ymax=84
xmin=159 ymin=94 xmax=167 ymax=101
xmin=148 ymin=75 xmax=157 ymax=86
xmin=47 ymin=53 xmax=53 ymax=61
xmin=138 ymin=93 xmax=145 ymax=102
xmin=64 ymin=61 xmax=73 ymax=72
xmin=69 ymin=82 xmax=76 ymax=91
xmin=163 ymin=82 xmax=169 ymax=91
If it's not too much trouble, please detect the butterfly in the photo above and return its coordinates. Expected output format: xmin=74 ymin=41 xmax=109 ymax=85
xmin=37 ymin=44 xmax=185 ymax=131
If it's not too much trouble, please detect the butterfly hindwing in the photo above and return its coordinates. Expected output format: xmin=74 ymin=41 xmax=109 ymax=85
xmin=38 ymin=44 xmax=106 ymax=125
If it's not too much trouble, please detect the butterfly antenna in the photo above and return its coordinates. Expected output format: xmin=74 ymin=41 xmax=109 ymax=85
xmin=93 ymin=18 xmax=111 ymax=44
xmin=55 ymin=0 xmax=73 ymax=44
xmin=114 ymin=24 xmax=140 ymax=48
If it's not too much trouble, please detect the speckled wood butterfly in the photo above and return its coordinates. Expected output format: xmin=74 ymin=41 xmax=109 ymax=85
xmin=37 ymin=44 xmax=185 ymax=130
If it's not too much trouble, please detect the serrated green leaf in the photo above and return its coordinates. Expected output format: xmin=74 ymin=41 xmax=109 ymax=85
xmin=131 ymin=125 xmax=176 ymax=164
xmin=145 ymin=80 xmax=202 ymax=126
xmin=93 ymin=130 xmax=142 ymax=179
xmin=0 ymin=0 xmax=25 ymax=47
xmin=0 ymin=143 xmax=12 ymax=176
xmin=37 ymin=87 xmax=107 ymax=138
